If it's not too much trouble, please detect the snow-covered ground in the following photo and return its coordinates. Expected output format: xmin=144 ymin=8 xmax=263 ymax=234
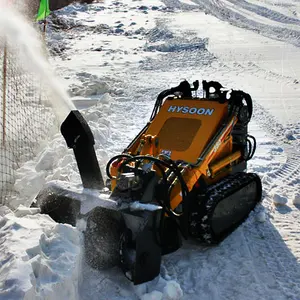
xmin=1 ymin=0 xmax=300 ymax=299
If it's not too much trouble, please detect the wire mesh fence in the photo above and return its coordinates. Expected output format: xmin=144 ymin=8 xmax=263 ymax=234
xmin=0 ymin=36 xmax=57 ymax=205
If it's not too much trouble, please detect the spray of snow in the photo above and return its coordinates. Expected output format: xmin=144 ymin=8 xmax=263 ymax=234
xmin=130 ymin=201 xmax=163 ymax=212
xmin=0 ymin=1 xmax=75 ymax=123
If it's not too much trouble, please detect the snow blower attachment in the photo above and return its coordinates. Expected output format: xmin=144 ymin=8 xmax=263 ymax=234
xmin=35 ymin=80 xmax=262 ymax=285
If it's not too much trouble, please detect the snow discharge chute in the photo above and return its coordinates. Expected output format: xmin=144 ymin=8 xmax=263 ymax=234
xmin=34 ymin=79 xmax=262 ymax=285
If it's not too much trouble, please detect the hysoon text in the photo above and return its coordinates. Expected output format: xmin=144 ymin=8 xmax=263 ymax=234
xmin=168 ymin=105 xmax=214 ymax=116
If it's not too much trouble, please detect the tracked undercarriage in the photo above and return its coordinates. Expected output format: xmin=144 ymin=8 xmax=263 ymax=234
xmin=34 ymin=79 xmax=262 ymax=284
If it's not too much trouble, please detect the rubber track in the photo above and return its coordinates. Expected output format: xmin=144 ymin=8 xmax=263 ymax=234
xmin=189 ymin=172 xmax=261 ymax=244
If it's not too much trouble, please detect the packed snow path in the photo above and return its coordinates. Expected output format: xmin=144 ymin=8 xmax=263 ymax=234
xmin=164 ymin=0 xmax=300 ymax=47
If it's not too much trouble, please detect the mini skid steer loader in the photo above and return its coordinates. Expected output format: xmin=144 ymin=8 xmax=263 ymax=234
xmin=34 ymin=80 xmax=262 ymax=284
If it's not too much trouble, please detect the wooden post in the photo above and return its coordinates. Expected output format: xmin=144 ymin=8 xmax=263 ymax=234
xmin=2 ymin=42 xmax=7 ymax=147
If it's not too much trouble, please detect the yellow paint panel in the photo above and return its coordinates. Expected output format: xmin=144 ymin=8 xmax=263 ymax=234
xmin=142 ymin=99 xmax=228 ymax=163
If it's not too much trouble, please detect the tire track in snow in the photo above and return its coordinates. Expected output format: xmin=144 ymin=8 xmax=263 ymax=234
xmin=247 ymin=103 xmax=300 ymax=298
xmin=263 ymin=148 xmax=300 ymax=191
xmin=217 ymin=0 xmax=300 ymax=33
xmin=168 ymin=0 xmax=300 ymax=47
xmin=162 ymin=235 xmax=268 ymax=300
xmin=197 ymin=42 xmax=300 ymax=298
xmin=236 ymin=113 xmax=300 ymax=299
xmin=261 ymin=146 xmax=300 ymax=264
xmin=242 ymin=215 xmax=300 ymax=300
xmin=225 ymin=0 xmax=300 ymax=25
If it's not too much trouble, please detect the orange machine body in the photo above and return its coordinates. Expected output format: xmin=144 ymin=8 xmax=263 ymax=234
xmin=110 ymin=97 xmax=243 ymax=210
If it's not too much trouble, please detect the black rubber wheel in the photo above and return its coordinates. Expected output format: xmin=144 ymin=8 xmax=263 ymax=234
xmin=84 ymin=207 xmax=122 ymax=269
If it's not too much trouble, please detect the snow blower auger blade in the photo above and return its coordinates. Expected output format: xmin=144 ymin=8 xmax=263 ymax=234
xmin=34 ymin=79 xmax=262 ymax=285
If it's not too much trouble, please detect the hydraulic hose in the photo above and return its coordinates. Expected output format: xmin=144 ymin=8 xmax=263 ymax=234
xmin=246 ymin=135 xmax=256 ymax=160
xmin=118 ymin=155 xmax=189 ymax=200
xmin=117 ymin=155 xmax=189 ymax=238
xmin=106 ymin=154 xmax=133 ymax=179
xmin=150 ymin=89 xmax=173 ymax=121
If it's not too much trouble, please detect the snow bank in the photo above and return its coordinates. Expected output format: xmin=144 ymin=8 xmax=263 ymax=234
xmin=293 ymin=192 xmax=300 ymax=206
xmin=136 ymin=278 xmax=183 ymax=300
xmin=0 ymin=207 xmax=82 ymax=300
xmin=255 ymin=209 xmax=267 ymax=223
xmin=272 ymin=190 xmax=288 ymax=206
xmin=8 ymin=91 xmax=115 ymax=210
xmin=141 ymin=290 xmax=163 ymax=300
xmin=69 ymin=73 xmax=112 ymax=97
xmin=145 ymin=23 xmax=208 ymax=53
xmin=162 ymin=281 xmax=183 ymax=300
xmin=285 ymin=130 xmax=296 ymax=141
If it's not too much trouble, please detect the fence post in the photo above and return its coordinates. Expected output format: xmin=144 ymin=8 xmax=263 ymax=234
xmin=2 ymin=41 xmax=7 ymax=148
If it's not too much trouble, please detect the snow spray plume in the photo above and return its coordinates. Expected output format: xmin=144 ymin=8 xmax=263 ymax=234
xmin=0 ymin=2 xmax=75 ymax=123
